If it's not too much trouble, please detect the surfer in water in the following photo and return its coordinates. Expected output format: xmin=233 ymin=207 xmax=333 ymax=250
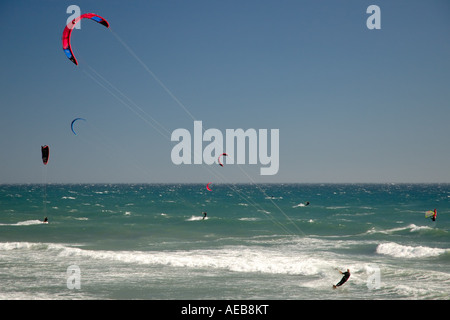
xmin=43 ymin=217 xmax=48 ymax=224
xmin=333 ymin=269 xmax=350 ymax=289
xmin=431 ymin=208 xmax=437 ymax=221
xmin=202 ymin=212 xmax=207 ymax=220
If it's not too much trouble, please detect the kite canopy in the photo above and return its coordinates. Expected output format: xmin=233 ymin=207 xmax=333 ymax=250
xmin=425 ymin=210 xmax=436 ymax=218
xmin=218 ymin=153 xmax=228 ymax=167
xmin=41 ymin=145 xmax=49 ymax=165
xmin=62 ymin=13 xmax=110 ymax=65
xmin=71 ymin=117 xmax=86 ymax=135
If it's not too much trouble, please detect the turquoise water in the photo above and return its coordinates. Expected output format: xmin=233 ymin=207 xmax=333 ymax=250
xmin=0 ymin=183 xmax=449 ymax=299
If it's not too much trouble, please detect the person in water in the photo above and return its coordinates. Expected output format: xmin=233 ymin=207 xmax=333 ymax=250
xmin=333 ymin=269 xmax=350 ymax=289
xmin=431 ymin=208 xmax=437 ymax=221
xmin=202 ymin=212 xmax=207 ymax=220
xmin=43 ymin=217 xmax=48 ymax=223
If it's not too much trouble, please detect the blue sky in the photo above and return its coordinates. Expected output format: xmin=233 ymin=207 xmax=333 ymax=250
xmin=1 ymin=0 xmax=449 ymax=183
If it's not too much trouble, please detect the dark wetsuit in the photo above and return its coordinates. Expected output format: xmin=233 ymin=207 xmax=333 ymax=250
xmin=335 ymin=271 xmax=350 ymax=287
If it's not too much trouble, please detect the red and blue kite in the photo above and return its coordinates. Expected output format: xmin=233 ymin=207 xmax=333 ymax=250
xmin=62 ymin=13 xmax=110 ymax=65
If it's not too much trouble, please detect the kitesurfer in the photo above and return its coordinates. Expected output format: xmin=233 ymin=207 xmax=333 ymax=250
xmin=202 ymin=212 xmax=207 ymax=220
xmin=43 ymin=217 xmax=48 ymax=223
xmin=431 ymin=209 xmax=437 ymax=221
xmin=333 ymin=269 xmax=350 ymax=289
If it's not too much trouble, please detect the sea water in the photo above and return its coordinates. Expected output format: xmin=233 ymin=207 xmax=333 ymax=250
xmin=0 ymin=184 xmax=448 ymax=300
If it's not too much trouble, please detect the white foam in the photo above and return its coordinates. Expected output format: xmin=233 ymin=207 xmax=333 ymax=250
xmin=376 ymin=242 xmax=448 ymax=258
xmin=0 ymin=220 xmax=45 ymax=226
xmin=238 ymin=218 xmax=259 ymax=221
xmin=186 ymin=215 xmax=207 ymax=221
xmin=366 ymin=224 xmax=433 ymax=235
xmin=1 ymin=240 xmax=331 ymax=277
xmin=408 ymin=224 xmax=433 ymax=232
xmin=65 ymin=245 xmax=336 ymax=277
xmin=0 ymin=242 xmax=56 ymax=251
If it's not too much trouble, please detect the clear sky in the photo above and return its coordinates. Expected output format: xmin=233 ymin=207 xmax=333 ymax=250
xmin=1 ymin=0 xmax=449 ymax=184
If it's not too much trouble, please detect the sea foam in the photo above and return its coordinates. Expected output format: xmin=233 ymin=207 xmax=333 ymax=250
xmin=376 ymin=242 xmax=448 ymax=258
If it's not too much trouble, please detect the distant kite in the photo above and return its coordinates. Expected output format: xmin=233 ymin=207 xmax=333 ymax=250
xmin=71 ymin=117 xmax=86 ymax=135
xmin=41 ymin=145 xmax=49 ymax=165
xmin=218 ymin=153 xmax=228 ymax=167
xmin=206 ymin=183 xmax=212 ymax=191
xmin=62 ymin=13 xmax=110 ymax=65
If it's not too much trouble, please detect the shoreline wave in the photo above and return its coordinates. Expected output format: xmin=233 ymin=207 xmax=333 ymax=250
xmin=376 ymin=242 xmax=449 ymax=258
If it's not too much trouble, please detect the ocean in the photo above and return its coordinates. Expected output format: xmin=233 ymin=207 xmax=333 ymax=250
xmin=0 ymin=183 xmax=449 ymax=300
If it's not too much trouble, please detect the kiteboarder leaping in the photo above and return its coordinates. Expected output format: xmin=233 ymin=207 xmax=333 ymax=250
xmin=333 ymin=269 xmax=350 ymax=289
xmin=432 ymin=208 xmax=437 ymax=221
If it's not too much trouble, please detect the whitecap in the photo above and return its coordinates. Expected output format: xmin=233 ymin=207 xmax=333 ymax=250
xmin=186 ymin=215 xmax=207 ymax=221
xmin=376 ymin=242 xmax=448 ymax=258
xmin=0 ymin=220 xmax=46 ymax=226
